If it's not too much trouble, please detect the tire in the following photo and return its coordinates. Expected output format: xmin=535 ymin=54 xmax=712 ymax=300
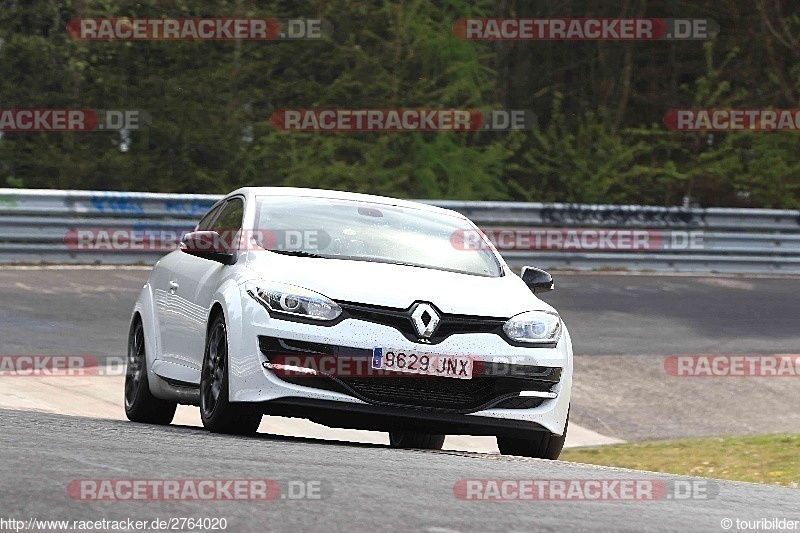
xmin=497 ymin=410 xmax=569 ymax=460
xmin=124 ymin=317 xmax=177 ymax=425
xmin=200 ymin=313 xmax=262 ymax=435
xmin=389 ymin=431 xmax=446 ymax=450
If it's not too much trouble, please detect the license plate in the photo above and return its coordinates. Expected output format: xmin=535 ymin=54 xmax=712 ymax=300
xmin=371 ymin=348 xmax=472 ymax=380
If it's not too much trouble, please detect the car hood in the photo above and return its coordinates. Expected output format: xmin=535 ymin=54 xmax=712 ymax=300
xmin=243 ymin=252 xmax=555 ymax=318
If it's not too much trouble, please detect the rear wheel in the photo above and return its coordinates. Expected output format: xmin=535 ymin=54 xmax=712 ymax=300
xmin=124 ymin=318 xmax=177 ymax=424
xmin=200 ymin=313 xmax=262 ymax=435
xmin=497 ymin=410 xmax=569 ymax=459
xmin=389 ymin=431 xmax=446 ymax=450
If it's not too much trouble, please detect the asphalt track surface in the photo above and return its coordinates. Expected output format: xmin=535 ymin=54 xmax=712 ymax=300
xmin=1 ymin=409 xmax=798 ymax=532
xmin=0 ymin=267 xmax=799 ymax=531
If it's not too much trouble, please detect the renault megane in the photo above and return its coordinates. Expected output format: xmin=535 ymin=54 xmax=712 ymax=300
xmin=124 ymin=187 xmax=572 ymax=458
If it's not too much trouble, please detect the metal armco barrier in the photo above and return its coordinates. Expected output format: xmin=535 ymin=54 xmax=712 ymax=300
xmin=1 ymin=188 xmax=799 ymax=273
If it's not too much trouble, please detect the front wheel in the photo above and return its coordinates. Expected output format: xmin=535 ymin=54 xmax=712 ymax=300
xmin=497 ymin=410 xmax=569 ymax=459
xmin=200 ymin=313 xmax=262 ymax=435
xmin=124 ymin=318 xmax=177 ymax=425
xmin=389 ymin=431 xmax=445 ymax=450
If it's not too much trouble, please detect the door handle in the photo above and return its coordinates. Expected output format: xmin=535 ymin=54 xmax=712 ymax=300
xmin=168 ymin=281 xmax=179 ymax=294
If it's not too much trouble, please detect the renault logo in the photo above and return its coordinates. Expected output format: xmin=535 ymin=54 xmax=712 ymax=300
xmin=410 ymin=302 xmax=440 ymax=338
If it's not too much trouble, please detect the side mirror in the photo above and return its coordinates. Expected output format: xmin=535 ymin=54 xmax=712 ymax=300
xmin=181 ymin=230 xmax=236 ymax=265
xmin=520 ymin=266 xmax=554 ymax=293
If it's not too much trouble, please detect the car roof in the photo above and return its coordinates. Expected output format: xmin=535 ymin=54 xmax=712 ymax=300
xmin=227 ymin=187 xmax=467 ymax=219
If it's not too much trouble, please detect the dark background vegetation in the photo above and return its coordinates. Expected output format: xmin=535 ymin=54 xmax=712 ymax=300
xmin=1 ymin=0 xmax=799 ymax=207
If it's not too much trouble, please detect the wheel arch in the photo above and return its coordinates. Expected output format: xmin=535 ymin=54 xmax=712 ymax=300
xmin=131 ymin=283 xmax=161 ymax=396
xmin=207 ymin=301 xmax=225 ymax=334
xmin=206 ymin=280 xmax=247 ymax=401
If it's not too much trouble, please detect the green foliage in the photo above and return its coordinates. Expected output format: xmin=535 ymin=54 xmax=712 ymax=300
xmin=0 ymin=0 xmax=798 ymax=207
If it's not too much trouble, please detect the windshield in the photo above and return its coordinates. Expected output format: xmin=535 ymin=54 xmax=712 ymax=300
xmin=253 ymin=196 xmax=502 ymax=277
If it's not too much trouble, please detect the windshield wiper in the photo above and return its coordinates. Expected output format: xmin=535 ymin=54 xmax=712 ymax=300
xmin=268 ymin=249 xmax=327 ymax=258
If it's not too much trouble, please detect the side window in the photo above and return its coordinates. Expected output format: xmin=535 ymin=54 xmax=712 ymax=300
xmin=211 ymin=198 xmax=245 ymax=252
xmin=212 ymin=198 xmax=245 ymax=233
xmin=196 ymin=203 xmax=223 ymax=231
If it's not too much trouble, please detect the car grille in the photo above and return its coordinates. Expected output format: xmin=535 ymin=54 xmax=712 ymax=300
xmin=259 ymin=336 xmax=559 ymax=413
xmin=339 ymin=375 xmax=499 ymax=409
xmin=339 ymin=301 xmax=506 ymax=344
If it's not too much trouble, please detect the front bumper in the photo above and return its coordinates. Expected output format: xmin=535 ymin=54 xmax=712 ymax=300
xmin=258 ymin=335 xmax=561 ymax=413
xmin=228 ymin=294 xmax=573 ymax=436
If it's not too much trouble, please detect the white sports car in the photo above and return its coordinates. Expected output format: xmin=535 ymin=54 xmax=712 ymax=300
xmin=125 ymin=187 xmax=573 ymax=458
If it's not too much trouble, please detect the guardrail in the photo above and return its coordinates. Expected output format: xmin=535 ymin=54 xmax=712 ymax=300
xmin=1 ymin=188 xmax=799 ymax=273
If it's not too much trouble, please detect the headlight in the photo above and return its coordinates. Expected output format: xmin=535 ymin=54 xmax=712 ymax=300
xmin=250 ymin=282 xmax=342 ymax=321
xmin=503 ymin=310 xmax=562 ymax=344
